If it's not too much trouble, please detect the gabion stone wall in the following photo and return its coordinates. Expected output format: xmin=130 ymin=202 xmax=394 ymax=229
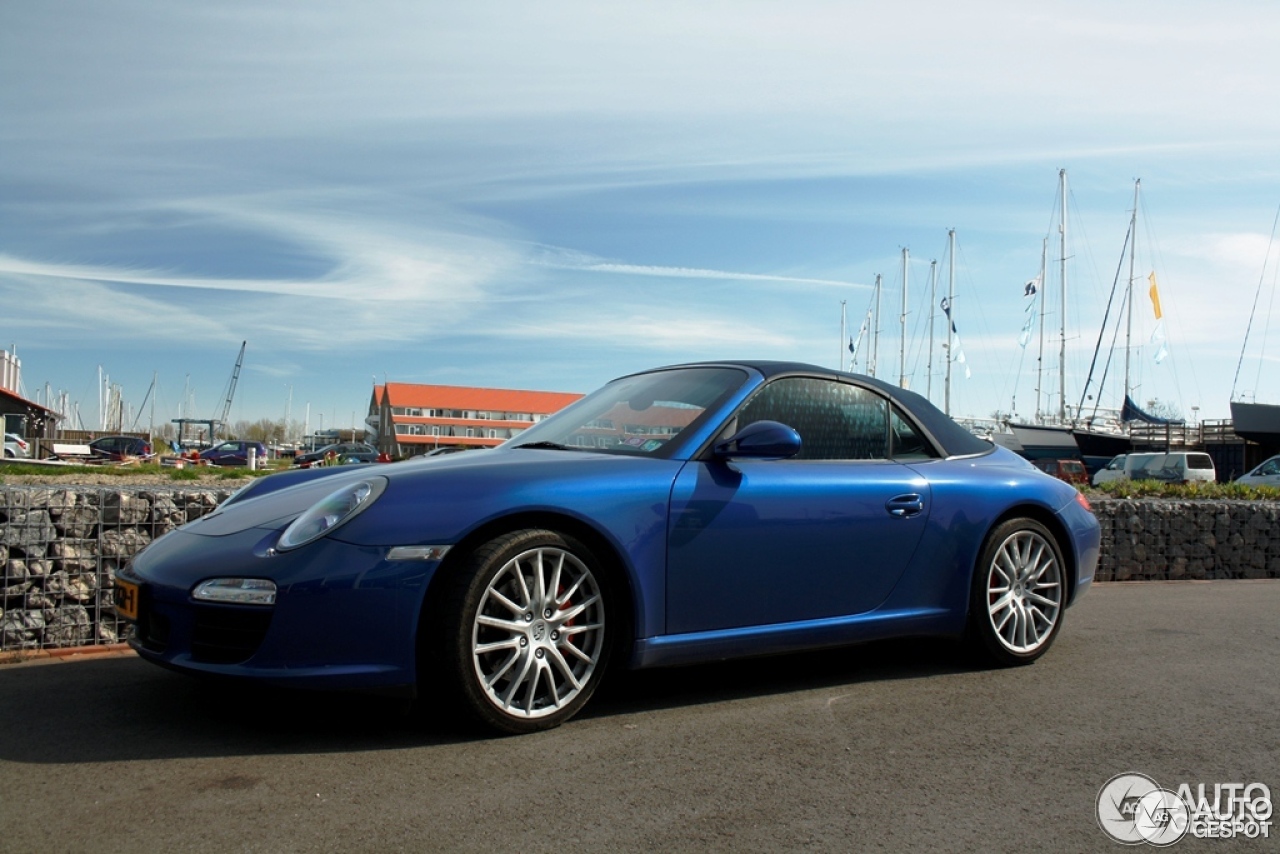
xmin=1092 ymin=498 xmax=1280 ymax=582
xmin=1 ymin=486 xmax=237 ymax=652
xmin=2 ymin=487 xmax=1278 ymax=651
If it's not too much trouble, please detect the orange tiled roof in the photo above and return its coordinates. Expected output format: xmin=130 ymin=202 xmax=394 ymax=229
xmin=383 ymin=383 xmax=582 ymax=414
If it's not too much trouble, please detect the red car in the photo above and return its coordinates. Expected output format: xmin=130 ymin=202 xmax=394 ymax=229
xmin=1032 ymin=458 xmax=1089 ymax=486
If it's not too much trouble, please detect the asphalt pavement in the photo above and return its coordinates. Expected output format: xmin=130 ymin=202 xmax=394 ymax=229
xmin=1 ymin=580 xmax=1277 ymax=852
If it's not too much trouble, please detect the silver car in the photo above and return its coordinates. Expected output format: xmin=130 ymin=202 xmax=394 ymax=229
xmin=1236 ymin=454 xmax=1280 ymax=487
xmin=3 ymin=432 xmax=31 ymax=459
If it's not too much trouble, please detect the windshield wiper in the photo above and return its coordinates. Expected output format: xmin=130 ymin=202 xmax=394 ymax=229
xmin=512 ymin=440 xmax=574 ymax=451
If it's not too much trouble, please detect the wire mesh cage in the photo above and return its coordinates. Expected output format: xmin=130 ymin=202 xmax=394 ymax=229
xmin=1 ymin=485 xmax=236 ymax=652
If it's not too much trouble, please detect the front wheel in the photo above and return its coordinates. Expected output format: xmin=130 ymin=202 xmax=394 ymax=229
xmin=968 ymin=518 xmax=1066 ymax=666
xmin=435 ymin=529 xmax=612 ymax=734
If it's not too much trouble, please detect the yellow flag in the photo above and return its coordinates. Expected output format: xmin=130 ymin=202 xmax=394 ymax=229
xmin=1148 ymin=272 xmax=1163 ymax=320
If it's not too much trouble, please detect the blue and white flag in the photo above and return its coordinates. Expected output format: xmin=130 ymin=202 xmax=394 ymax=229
xmin=1019 ymin=276 xmax=1040 ymax=348
xmin=940 ymin=298 xmax=971 ymax=378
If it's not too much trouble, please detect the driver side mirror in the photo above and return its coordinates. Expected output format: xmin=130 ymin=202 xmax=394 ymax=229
xmin=713 ymin=420 xmax=802 ymax=460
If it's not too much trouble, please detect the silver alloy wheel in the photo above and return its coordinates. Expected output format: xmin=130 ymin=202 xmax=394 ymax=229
xmin=470 ymin=545 xmax=606 ymax=720
xmin=984 ymin=528 xmax=1063 ymax=654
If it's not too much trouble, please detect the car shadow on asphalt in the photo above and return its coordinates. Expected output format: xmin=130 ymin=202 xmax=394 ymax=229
xmin=585 ymin=636 xmax=975 ymax=721
xmin=0 ymin=637 xmax=975 ymax=764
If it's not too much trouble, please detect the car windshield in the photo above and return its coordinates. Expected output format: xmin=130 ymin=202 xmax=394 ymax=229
xmin=507 ymin=366 xmax=747 ymax=456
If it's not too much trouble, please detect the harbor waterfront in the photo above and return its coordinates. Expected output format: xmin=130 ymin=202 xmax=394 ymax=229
xmin=2 ymin=483 xmax=1277 ymax=655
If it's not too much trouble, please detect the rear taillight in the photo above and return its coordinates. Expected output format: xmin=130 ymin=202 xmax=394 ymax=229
xmin=1075 ymin=491 xmax=1093 ymax=513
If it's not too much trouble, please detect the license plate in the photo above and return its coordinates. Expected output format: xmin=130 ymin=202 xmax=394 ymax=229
xmin=113 ymin=579 xmax=139 ymax=621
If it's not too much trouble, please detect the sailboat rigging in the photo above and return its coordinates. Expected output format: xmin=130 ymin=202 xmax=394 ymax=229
xmin=1228 ymin=202 xmax=1280 ymax=451
xmin=1005 ymin=171 xmax=1185 ymax=463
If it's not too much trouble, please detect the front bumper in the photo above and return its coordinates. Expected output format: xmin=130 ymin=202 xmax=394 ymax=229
xmin=118 ymin=526 xmax=445 ymax=693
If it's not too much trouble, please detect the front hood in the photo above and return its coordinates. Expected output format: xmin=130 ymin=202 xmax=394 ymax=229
xmin=182 ymin=448 xmax=683 ymax=547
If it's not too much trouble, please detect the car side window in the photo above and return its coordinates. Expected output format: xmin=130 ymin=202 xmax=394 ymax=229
xmin=890 ymin=406 xmax=937 ymax=459
xmin=736 ymin=377 xmax=889 ymax=460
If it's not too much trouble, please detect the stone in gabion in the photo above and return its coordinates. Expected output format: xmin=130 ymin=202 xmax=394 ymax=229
xmin=1 ymin=508 xmax=56 ymax=552
xmin=53 ymin=504 xmax=97 ymax=537
xmin=49 ymin=540 xmax=98 ymax=574
xmin=1 ymin=609 xmax=45 ymax=647
xmin=42 ymin=606 xmax=91 ymax=646
xmin=24 ymin=590 xmax=56 ymax=610
xmin=101 ymin=492 xmax=150 ymax=526
xmin=149 ymin=494 xmax=185 ymax=530
xmin=100 ymin=528 xmax=151 ymax=559
xmin=2 ymin=560 xmax=34 ymax=598
xmin=45 ymin=570 xmax=98 ymax=603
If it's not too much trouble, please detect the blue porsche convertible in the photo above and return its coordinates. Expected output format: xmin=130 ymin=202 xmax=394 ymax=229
xmin=115 ymin=361 xmax=1099 ymax=733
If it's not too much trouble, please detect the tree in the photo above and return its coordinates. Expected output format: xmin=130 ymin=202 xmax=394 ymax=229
xmin=1144 ymin=398 xmax=1183 ymax=422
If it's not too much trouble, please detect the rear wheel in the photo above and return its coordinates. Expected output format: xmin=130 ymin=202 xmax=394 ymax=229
xmin=436 ymin=529 xmax=611 ymax=734
xmin=968 ymin=518 xmax=1066 ymax=666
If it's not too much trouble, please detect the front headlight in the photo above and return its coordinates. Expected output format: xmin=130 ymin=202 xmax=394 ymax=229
xmin=193 ymin=578 xmax=278 ymax=605
xmin=276 ymin=477 xmax=387 ymax=551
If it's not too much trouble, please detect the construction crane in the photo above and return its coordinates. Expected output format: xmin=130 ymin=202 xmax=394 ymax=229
xmin=216 ymin=341 xmax=246 ymax=436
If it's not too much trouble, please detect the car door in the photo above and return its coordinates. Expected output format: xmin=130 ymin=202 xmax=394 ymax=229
xmin=1247 ymin=458 xmax=1280 ymax=486
xmin=666 ymin=376 xmax=931 ymax=635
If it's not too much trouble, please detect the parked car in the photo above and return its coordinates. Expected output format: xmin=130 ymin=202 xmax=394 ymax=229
xmin=1031 ymin=458 xmax=1089 ymax=486
xmin=1235 ymin=454 xmax=1280 ymax=487
xmin=3 ymin=432 xmax=30 ymax=459
xmin=293 ymin=442 xmax=378 ymax=468
xmin=88 ymin=435 xmax=153 ymax=460
xmin=115 ymin=360 xmax=1100 ymax=734
xmin=1091 ymin=452 xmax=1162 ymax=486
xmin=1134 ymin=452 xmax=1216 ymax=484
xmin=200 ymin=440 xmax=269 ymax=467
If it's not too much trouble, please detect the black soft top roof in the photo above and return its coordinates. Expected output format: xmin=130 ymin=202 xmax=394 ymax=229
xmin=667 ymin=360 xmax=994 ymax=459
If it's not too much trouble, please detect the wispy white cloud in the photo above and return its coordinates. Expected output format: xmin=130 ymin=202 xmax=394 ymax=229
xmin=495 ymin=313 xmax=795 ymax=351
xmin=531 ymin=246 xmax=866 ymax=290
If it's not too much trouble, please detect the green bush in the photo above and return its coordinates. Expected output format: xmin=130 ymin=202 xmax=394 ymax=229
xmin=1090 ymin=478 xmax=1280 ymax=501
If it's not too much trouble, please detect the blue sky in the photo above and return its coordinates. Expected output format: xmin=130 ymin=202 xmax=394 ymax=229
xmin=3 ymin=0 xmax=1279 ymax=435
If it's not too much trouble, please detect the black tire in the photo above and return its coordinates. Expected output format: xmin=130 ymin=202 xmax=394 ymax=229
xmin=967 ymin=518 xmax=1066 ymax=666
xmin=434 ymin=528 xmax=612 ymax=734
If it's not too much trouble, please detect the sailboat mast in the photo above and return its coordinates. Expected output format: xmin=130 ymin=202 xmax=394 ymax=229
xmin=900 ymin=247 xmax=908 ymax=388
xmin=1058 ymin=168 xmax=1068 ymax=423
xmin=840 ymin=300 xmax=847 ymax=371
xmin=1036 ymin=236 xmax=1047 ymax=421
xmin=945 ymin=229 xmax=955 ymax=416
xmin=1124 ymin=179 xmax=1140 ymax=408
xmin=148 ymin=370 xmax=157 ymax=438
xmin=872 ymin=274 xmax=881 ymax=378
xmin=927 ymin=259 xmax=937 ymax=402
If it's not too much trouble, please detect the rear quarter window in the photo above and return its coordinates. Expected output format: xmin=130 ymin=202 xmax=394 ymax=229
xmin=1188 ymin=454 xmax=1213 ymax=470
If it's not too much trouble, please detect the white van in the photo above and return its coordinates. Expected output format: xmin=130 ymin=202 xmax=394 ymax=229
xmin=1092 ymin=452 xmax=1162 ymax=486
xmin=1134 ymin=452 xmax=1217 ymax=484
